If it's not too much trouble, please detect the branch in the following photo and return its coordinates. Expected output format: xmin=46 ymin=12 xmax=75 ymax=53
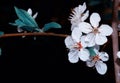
xmin=0 ymin=32 xmax=69 ymax=38
xmin=112 ymin=0 xmax=120 ymax=83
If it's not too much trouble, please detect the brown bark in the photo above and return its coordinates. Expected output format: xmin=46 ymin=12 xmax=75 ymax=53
xmin=112 ymin=0 xmax=120 ymax=83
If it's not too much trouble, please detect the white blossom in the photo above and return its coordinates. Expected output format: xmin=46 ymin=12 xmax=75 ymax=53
xmin=78 ymin=13 xmax=113 ymax=47
xmin=69 ymin=2 xmax=89 ymax=31
xmin=64 ymin=36 xmax=90 ymax=63
xmin=86 ymin=48 xmax=109 ymax=75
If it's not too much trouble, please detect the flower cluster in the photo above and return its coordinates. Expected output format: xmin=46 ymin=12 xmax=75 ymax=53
xmin=64 ymin=2 xmax=113 ymax=75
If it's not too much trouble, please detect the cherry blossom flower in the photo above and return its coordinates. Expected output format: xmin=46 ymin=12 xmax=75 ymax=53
xmin=69 ymin=2 xmax=89 ymax=31
xmin=64 ymin=36 xmax=90 ymax=63
xmin=78 ymin=13 xmax=113 ymax=47
xmin=86 ymin=48 xmax=109 ymax=75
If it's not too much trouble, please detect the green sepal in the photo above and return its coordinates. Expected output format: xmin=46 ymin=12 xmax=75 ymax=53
xmin=87 ymin=47 xmax=96 ymax=56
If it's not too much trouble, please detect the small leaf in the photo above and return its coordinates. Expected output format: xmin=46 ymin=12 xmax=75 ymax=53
xmin=0 ymin=48 xmax=2 ymax=56
xmin=42 ymin=22 xmax=62 ymax=32
xmin=9 ymin=6 xmax=43 ymax=32
xmin=9 ymin=22 xmax=18 ymax=26
xmin=9 ymin=19 xmax=26 ymax=28
xmin=15 ymin=19 xmax=26 ymax=27
xmin=10 ymin=19 xmax=42 ymax=32
xmin=14 ymin=6 xmax=39 ymax=28
xmin=0 ymin=31 xmax=4 ymax=36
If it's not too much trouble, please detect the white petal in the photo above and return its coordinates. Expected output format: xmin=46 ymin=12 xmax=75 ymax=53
xmin=81 ymin=10 xmax=89 ymax=22
xmin=93 ymin=48 xmax=99 ymax=54
xmin=90 ymin=13 xmax=101 ymax=27
xmin=99 ymin=24 xmax=113 ymax=36
xmin=64 ymin=36 xmax=75 ymax=49
xmin=70 ymin=7 xmax=80 ymax=24
xmin=79 ymin=2 xmax=87 ymax=13
xmin=27 ymin=8 xmax=32 ymax=16
xmin=78 ymin=22 xmax=93 ymax=34
xmin=86 ymin=60 xmax=95 ymax=67
xmin=85 ymin=33 xmax=96 ymax=47
xmin=99 ymin=52 xmax=109 ymax=61
xmin=73 ymin=7 xmax=80 ymax=16
xmin=117 ymin=51 xmax=120 ymax=58
xmin=72 ymin=28 xmax=82 ymax=42
xmin=17 ymin=27 xmax=23 ymax=32
xmin=78 ymin=49 xmax=90 ymax=61
xmin=70 ymin=8 xmax=79 ymax=20
xmin=71 ymin=25 xmax=78 ymax=31
xmin=33 ymin=12 xmax=38 ymax=19
xmin=68 ymin=49 xmax=79 ymax=63
xmin=80 ymin=36 xmax=88 ymax=48
xmin=95 ymin=61 xmax=107 ymax=75
xmin=95 ymin=34 xmax=107 ymax=45
xmin=93 ymin=45 xmax=100 ymax=51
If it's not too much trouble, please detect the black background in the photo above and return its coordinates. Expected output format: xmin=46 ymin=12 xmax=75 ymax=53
xmin=0 ymin=0 xmax=115 ymax=82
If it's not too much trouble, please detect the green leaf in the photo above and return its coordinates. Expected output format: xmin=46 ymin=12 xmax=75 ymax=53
xmin=10 ymin=19 xmax=42 ymax=32
xmin=0 ymin=48 xmax=2 ymax=56
xmin=14 ymin=6 xmax=39 ymax=28
xmin=9 ymin=19 xmax=26 ymax=27
xmin=87 ymin=47 xmax=96 ymax=56
xmin=42 ymin=22 xmax=62 ymax=32
xmin=0 ymin=31 xmax=4 ymax=36
xmin=9 ymin=7 xmax=42 ymax=32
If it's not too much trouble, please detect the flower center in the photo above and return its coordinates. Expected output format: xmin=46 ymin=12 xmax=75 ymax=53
xmin=92 ymin=28 xmax=99 ymax=34
xmin=92 ymin=55 xmax=100 ymax=62
xmin=74 ymin=42 xmax=83 ymax=50
xmin=81 ymin=13 xmax=84 ymax=17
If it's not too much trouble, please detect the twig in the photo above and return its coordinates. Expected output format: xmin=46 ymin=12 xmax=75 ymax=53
xmin=0 ymin=32 xmax=69 ymax=38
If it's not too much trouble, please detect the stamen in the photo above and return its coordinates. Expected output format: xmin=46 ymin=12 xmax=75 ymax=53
xmin=74 ymin=42 xmax=83 ymax=50
xmin=92 ymin=28 xmax=99 ymax=34
xmin=92 ymin=55 xmax=100 ymax=62
xmin=81 ymin=13 xmax=84 ymax=17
